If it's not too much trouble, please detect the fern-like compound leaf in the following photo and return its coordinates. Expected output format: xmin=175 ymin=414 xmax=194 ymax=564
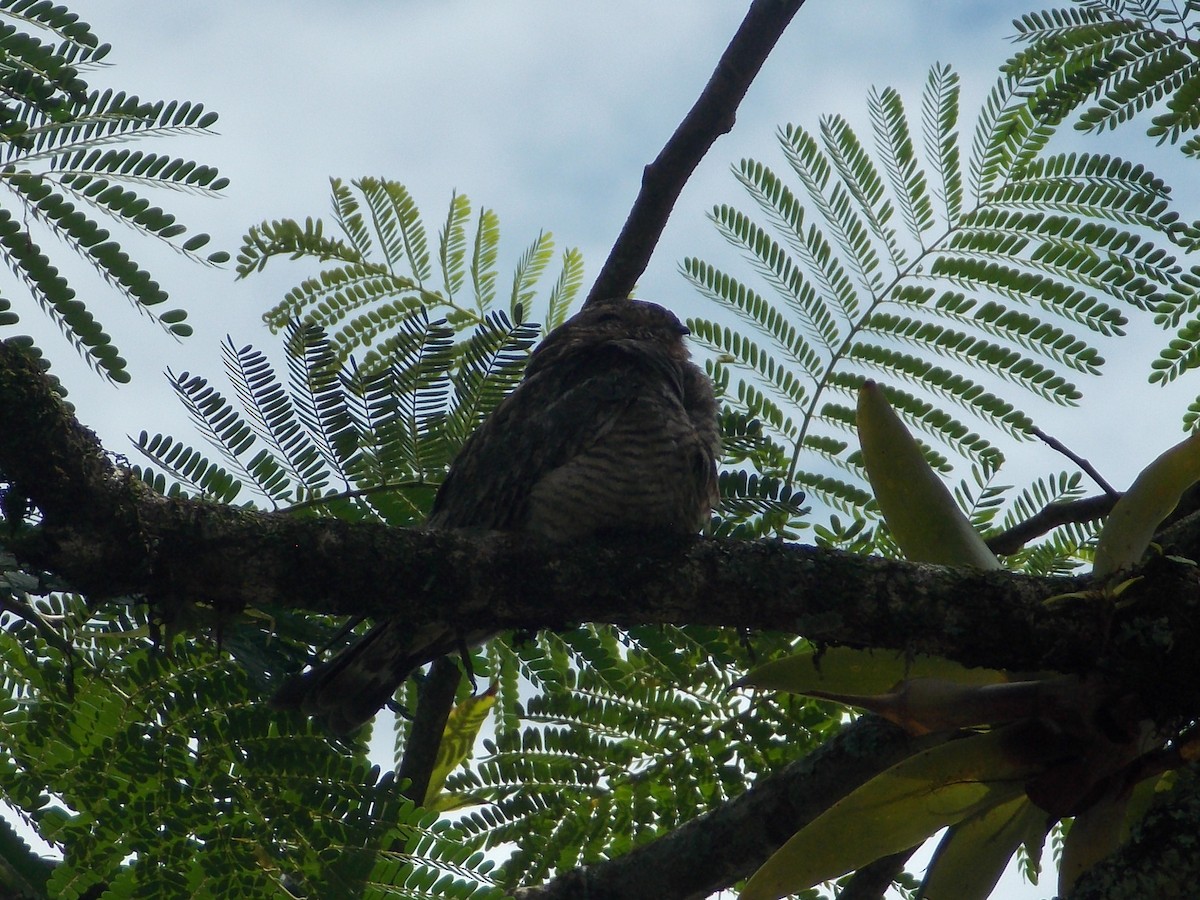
xmin=687 ymin=61 xmax=1196 ymax=516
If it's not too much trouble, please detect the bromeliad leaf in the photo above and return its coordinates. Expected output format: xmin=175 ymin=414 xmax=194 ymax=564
xmin=738 ymin=646 xmax=1007 ymax=696
xmin=1092 ymin=429 xmax=1200 ymax=578
xmin=918 ymin=797 xmax=1047 ymax=900
xmin=741 ymin=723 xmax=1063 ymax=900
xmin=857 ymin=380 xmax=1001 ymax=568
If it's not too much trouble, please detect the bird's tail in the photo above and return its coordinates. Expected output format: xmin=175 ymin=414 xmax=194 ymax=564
xmin=271 ymin=620 xmax=452 ymax=735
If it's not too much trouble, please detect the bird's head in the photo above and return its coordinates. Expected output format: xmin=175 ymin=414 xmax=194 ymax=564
xmin=529 ymin=298 xmax=693 ymax=374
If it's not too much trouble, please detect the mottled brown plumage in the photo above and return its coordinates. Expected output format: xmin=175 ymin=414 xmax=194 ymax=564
xmin=271 ymin=298 xmax=720 ymax=732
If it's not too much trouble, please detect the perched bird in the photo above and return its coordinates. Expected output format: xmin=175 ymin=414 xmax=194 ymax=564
xmin=272 ymin=298 xmax=720 ymax=733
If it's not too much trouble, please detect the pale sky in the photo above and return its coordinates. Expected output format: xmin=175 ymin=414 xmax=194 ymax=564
xmin=9 ymin=2 xmax=1194 ymax=896
xmin=33 ymin=1 xmax=1194 ymax=504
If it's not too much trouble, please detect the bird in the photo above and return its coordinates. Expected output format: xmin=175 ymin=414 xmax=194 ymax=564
xmin=271 ymin=297 xmax=720 ymax=733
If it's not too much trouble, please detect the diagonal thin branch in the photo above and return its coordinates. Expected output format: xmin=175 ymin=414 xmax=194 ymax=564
xmin=397 ymin=656 xmax=462 ymax=805
xmin=585 ymin=0 xmax=807 ymax=306
xmin=1030 ymin=426 xmax=1118 ymax=498
xmin=985 ymin=493 xmax=1117 ymax=555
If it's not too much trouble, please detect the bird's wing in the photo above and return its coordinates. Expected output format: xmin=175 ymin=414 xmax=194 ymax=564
xmin=427 ymin=342 xmax=683 ymax=530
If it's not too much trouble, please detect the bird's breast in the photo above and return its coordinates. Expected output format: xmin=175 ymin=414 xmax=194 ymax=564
xmin=524 ymin=395 xmax=714 ymax=542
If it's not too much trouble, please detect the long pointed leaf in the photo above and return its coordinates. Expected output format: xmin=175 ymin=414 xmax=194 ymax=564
xmin=919 ymin=796 xmax=1046 ymax=900
xmin=739 ymin=646 xmax=1007 ymax=695
xmin=1093 ymin=429 xmax=1200 ymax=577
xmin=857 ymin=380 xmax=1001 ymax=568
xmin=741 ymin=723 xmax=1062 ymax=900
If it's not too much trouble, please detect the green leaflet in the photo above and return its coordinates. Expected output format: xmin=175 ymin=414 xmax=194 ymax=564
xmin=1009 ymin=5 xmax=1200 ymax=419
xmin=146 ymin=187 xmax=586 ymax=512
xmin=424 ymin=686 xmax=497 ymax=810
xmin=1 ymin=630 xmax=499 ymax=899
xmin=243 ymin=180 xmax=582 ymax=352
xmin=0 ymin=19 xmax=227 ymax=382
xmin=1012 ymin=6 xmax=1200 ymax=152
xmin=688 ymin=55 xmax=1200 ymax=519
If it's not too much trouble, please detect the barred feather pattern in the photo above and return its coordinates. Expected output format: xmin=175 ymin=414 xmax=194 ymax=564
xmin=272 ymin=298 xmax=720 ymax=733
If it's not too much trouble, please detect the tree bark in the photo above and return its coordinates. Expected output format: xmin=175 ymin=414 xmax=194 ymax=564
xmin=1070 ymin=763 xmax=1200 ymax=899
xmin=5 ymin=338 xmax=1200 ymax=732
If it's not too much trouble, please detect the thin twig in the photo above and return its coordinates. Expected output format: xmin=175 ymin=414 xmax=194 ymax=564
xmin=986 ymin=466 xmax=1200 ymax=555
xmin=0 ymin=593 xmax=74 ymax=655
xmin=1030 ymin=426 xmax=1119 ymax=497
xmin=986 ymin=493 xmax=1118 ymax=555
xmin=584 ymin=0 xmax=807 ymax=306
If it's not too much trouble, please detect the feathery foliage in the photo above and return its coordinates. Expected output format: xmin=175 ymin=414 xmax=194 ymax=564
xmin=1006 ymin=2 xmax=1200 ymax=426
xmin=229 ymin=178 xmax=806 ymax=533
xmin=1010 ymin=1 xmax=1200 ymax=153
xmin=121 ymin=182 xmax=813 ymax=894
xmin=684 ymin=59 xmax=1200 ymax=526
xmin=239 ymin=178 xmax=582 ymax=352
xmin=0 ymin=577 xmax=503 ymax=899
xmin=450 ymin=625 xmax=829 ymax=888
xmin=0 ymin=184 xmax=585 ymax=897
xmin=0 ymin=2 xmax=227 ymax=383
xmin=993 ymin=469 xmax=1098 ymax=575
xmin=150 ymin=182 xmax=588 ymax=514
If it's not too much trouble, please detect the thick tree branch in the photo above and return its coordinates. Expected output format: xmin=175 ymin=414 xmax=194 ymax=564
xmin=0 ymin=342 xmax=153 ymax=590
xmin=584 ymin=0 xmax=807 ymax=306
xmin=5 ymin=338 xmax=1200 ymax=731
xmin=984 ymin=474 xmax=1200 ymax=556
xmin=835 ymin=848 xmax=918 ymax=900
xmin=396 ymin=657 xmax=461 ymax=805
